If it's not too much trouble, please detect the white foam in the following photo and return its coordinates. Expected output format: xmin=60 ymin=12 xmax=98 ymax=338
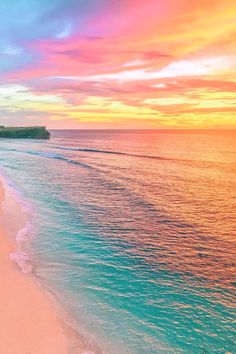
xmin=0 ymin=170 xmax=35 ymax=273
xmin=9 ymin=220 xmax=34 ymax=273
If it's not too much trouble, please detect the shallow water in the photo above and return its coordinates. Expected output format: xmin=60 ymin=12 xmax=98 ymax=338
xmin=0 ymin=130 xmax=235 ymax=353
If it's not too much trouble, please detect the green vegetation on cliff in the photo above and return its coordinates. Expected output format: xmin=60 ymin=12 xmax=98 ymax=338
xmin=0 ymin=126 xmax=50 ymax=139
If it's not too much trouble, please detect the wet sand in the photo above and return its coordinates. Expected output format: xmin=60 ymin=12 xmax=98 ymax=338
xmin=0 ymin=179 xmax=72 ymax=354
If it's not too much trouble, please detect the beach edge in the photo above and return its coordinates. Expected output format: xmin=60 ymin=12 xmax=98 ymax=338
xmin=0 ymin=176 xmax=81 ymax=354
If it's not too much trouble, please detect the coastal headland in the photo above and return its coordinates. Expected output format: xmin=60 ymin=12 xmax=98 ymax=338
xmin=0 ymin=126 xmax=50 ymax=139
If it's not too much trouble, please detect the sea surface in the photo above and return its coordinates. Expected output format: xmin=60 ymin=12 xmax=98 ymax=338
xmin=0 ymin=129 xmax=235 ymax=353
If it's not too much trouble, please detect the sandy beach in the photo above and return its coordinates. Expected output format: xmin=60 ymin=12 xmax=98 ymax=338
xmin=0 ymin=179 xmax=72 ymax=354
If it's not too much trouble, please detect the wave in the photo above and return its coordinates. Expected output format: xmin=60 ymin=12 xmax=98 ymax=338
xmin=9 ymin=220 xmax=34 ymax=274
xmin=26 ymin=150 xmax=94 ymax=169
xmin=52 ymin=145 xmax=178 ymax=161
xmin=0 ymin=147 xmax=94 ymax=169
xmin=25 ymin=147 xmax=236 ymax=171
xmin=0 ymin=172 xmax=34 ymax=273
xmin=0 ymin=172 xmax=102 ymax=353
xmin=1 ymin=145 xmax=232 ymax=173
xmin=50 ymin=146 xmax=236 ymax=170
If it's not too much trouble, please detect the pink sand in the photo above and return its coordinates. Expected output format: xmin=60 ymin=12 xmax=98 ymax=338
xmin=0 ymin=180 xmax=85 ymax=354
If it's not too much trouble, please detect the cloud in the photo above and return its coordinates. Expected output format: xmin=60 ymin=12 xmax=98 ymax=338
xmin=0 ymin=0 xmax=236 ymax=128
xmin=46 ymin=55 xmax=234 ymax=83
xmin=56 ymin=23 xmax=73 ymax=39
xmin=123 ymin=59 xmax=147 ymax=67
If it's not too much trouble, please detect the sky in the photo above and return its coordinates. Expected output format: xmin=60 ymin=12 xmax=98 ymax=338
xmin=0 ymin=0 xmax=236 ymax=129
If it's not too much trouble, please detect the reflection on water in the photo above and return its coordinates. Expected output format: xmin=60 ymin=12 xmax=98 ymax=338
xmin=0 ymin=130 xmax=235 ymax=353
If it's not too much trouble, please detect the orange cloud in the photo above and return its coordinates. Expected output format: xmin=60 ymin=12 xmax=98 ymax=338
xmin=2 ymin=0 xmax=236 ymax=128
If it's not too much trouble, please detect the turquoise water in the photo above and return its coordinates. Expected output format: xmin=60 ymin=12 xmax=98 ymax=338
xmin=0 ymin=130 xmax=235 ymax=353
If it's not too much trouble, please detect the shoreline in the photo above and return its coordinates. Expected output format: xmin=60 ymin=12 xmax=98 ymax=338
xmin=0 ymin=176 xmax=86 ymax=354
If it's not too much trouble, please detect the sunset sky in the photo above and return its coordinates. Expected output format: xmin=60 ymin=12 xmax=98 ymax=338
xmin=0 ymin=0 xmax=236 ymax=129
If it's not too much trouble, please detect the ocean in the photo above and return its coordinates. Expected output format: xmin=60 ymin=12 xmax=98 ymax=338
xmin=0 ymin=129 xmax=235 ymax=353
